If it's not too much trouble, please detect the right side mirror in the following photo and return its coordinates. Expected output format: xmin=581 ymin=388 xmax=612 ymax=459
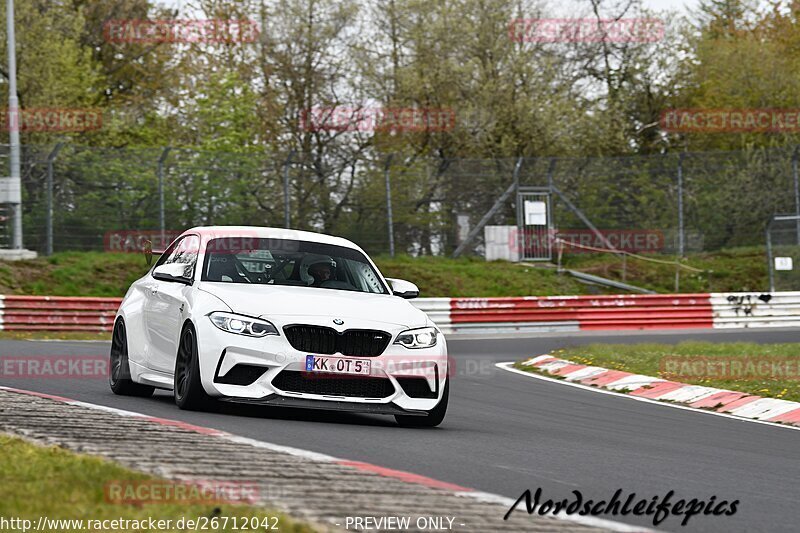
xmin=386 ymin=278 xmax=419 ymax=299
xmin=153 ymin=263 xmax=193 ymax=285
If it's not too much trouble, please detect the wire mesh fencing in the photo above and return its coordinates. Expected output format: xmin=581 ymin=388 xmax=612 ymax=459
xmin=0 ymin=143 xmax=797 ymax=258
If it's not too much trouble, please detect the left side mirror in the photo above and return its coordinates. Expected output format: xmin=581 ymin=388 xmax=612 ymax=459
xmin=153 ymin=263 xmax=192 ymax=285
xmin=386 ymin=277 xmax=419 ymax=299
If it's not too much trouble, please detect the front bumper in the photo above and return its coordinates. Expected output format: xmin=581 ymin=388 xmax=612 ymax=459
xmin=195 ymin=315 xmax=448 ymax=413
xmin=218 ymin=395 xmax=430 ymax=416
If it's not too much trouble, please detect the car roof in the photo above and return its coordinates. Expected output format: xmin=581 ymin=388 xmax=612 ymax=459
xmin=184 ymin=226 xmax=364 ymax=252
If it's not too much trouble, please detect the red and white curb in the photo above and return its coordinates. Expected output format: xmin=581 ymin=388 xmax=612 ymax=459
xmin=0 ymin=385 xmax=647 ymax=532
xmin=499 ymin=356 xmax=800 ymax=431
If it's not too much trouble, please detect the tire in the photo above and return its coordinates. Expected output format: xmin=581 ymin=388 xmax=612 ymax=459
xmin=109 ymin=319 xmax=155 ymax=397
xmin=174 ymin=323 xmax=212 ymax=410
xmin=395 ymin=378 xmax=449 ymax=428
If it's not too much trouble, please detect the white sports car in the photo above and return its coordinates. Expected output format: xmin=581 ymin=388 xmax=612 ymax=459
xmin=110 ymin=226 xmax=449 ymax=427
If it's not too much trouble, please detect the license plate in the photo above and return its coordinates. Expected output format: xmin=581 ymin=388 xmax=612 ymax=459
xmin=305 ymin=355 xmax=371 ymax=375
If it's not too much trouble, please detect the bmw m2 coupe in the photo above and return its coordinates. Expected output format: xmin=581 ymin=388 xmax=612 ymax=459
xmin=110 ymin=227 xmax=448 ymax=427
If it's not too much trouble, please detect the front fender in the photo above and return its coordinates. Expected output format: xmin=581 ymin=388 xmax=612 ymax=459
xmin=116 ymin=278 xmax=148 ymax=367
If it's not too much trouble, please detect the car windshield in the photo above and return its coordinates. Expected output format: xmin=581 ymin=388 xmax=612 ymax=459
xmin=201 ymin=237 xmax=388 ymax=295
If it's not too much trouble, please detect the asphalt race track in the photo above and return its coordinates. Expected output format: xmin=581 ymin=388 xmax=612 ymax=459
xmin=2 ymin=329 xmax=799 ymax=532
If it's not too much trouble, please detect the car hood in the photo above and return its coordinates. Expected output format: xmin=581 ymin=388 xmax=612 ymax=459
xmin=198 ymin=282 xmax=428 ymax=328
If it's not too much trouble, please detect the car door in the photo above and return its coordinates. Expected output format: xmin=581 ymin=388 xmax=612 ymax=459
xmin=143 ymin=234 xmax=200 ymax=374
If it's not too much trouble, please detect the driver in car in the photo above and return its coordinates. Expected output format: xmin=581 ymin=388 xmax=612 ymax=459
xmin=308 ymin=259 xmax=336 ymax=286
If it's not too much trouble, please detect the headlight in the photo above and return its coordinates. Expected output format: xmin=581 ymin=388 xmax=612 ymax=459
xmin=208 ymin=312 xmax=278 ymax=338
xmin=394 ymin=327 xmax=438 ymax=349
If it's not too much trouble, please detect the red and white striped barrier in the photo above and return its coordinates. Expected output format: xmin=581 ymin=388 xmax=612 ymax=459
xmin=0 ymin=295 xmax=121 ymax=331
xmin=0 ymin=291 xmax=797 ymax=333
xmin=415 ymin=291 xmax=800 ymax=334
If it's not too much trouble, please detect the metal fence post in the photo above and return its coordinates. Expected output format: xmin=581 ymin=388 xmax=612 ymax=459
xmin=677 ymin=152 xmax=685 ymax=257
xmin=546 ymin=157 xmax=556 ymax=259
xmin=45 ymin=142 xmax=64 ymax=256
xmin=766 ymin=220 xmax=775 ymax=292
xmin=157 ymin=147 xmax=171 ymax=245
xmin=793 ymin=146 xmax=799 ymax=245
xmin=7 ymin=0 xmax=22 ymax=250
xmin=384 ymin=154 xmax=395 ymax=257
xmin=283 ymin=151 xmax=295 ymax=228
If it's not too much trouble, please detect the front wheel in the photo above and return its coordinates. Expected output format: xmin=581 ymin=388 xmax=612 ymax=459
xmin=395 ymin=378 xmax=449 ymax=428
xmin=174 ymin=324 xmax=212 ymax=410
xmin=109 ymin=320 xmax=155 ymax=397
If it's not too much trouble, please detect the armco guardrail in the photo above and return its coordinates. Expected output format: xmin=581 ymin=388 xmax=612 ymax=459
xmin=0 ymin=295 xmax=121 ymax=331
xmin=0 ymin=291 xmax=795 ymax=333
xmin=414 ymin=294 xmax=713 ymax=334
xmin=414 ymin=291 xmax=799 ymax=334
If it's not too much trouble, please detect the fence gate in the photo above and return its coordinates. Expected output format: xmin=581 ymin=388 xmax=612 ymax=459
xmin=516 ymin=188 xmax=552 ymax=261
xmin=766 ymin=214 xmax=800 ymax=291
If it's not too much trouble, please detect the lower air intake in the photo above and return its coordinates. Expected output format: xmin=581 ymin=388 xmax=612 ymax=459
xmin=271 ymin=370 xmax=395 ymax=398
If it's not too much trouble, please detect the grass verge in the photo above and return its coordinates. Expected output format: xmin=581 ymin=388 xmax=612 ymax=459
xmin=514 ymin=342 xmax=800 ymax=403
xmin=374 ymin=255 xmax=589 ymax=297
xmin=0 ymin=246 xmax=770 ymax=298
xmin=0 ymin=434 xmax=314 ymax=532
xmin=561 ymin=246 xmax=766 ymax=293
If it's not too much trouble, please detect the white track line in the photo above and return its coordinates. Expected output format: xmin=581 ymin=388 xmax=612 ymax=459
xmin=496 ymin=362 xmax=800 ymax=433
xmin=29 ymin=339 xmax=110 ymax=343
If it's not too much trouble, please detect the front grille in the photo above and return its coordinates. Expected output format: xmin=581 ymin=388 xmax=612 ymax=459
xmin=283 ymin=325 xmax=391 ymax=357
xmin=272 ymin=370 xmax=395 ymax=398
xmin=396 ymin=377 xmax=438 ymax=399
xmin=215 ymin=364 xmax=268 ymax=386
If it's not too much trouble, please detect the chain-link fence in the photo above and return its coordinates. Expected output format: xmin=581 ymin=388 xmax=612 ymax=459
xmin=1 ymin=143 xmax=798 ymax=257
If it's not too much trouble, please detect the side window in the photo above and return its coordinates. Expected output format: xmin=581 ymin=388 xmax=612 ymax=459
xmin=153 ymin=235 xmax=200 ymax=280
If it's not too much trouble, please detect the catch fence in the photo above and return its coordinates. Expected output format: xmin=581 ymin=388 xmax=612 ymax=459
xmin=0 ymin=144 xmax=796 ymax=258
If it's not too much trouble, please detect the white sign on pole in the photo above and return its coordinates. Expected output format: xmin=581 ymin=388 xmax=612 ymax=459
xmin=775 ymin=257 xmax=793 ymax=271
xmin=523 ymin=201 xmax=547 ymax=226
xmin=0 ymin=176 xmax=21 ymax=203
xmin=456 ymin=214 xmax=470 ymax=244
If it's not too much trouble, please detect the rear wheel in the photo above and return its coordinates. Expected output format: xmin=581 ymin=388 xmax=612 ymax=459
xmin=109 ymin=320 xmax=155 ymax=397
xmin=174 ymin=324 xmax=211 ymax=410
xmin=395 ymin=378 xmax=449 ymax=428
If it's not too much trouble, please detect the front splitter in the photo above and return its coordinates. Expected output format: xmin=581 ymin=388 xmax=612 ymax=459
xmin=218 ymin=394 xmax=429 ymax=416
